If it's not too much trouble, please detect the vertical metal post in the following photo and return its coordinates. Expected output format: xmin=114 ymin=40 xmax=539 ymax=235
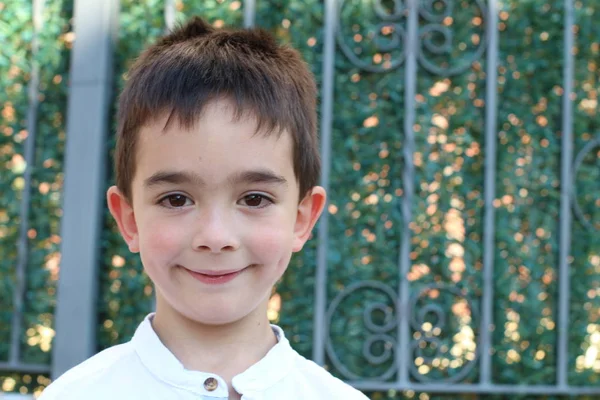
xmin=312 ymin=0 xmax=336 ymax=365
xmin=164 ymin=0 xmax=176 ymax=31
xmin=557 ymin=0 xmax=574 ymax=389
xmin=9 ymin=0 xmax=44 ymax=367
xmin=52 ymin=0 xmax=119 ymax=378
xmin=397 ymin=0 xmax=418 ymax=385
xmin=244 ymin=0 xmax=256 ymax=28
xmin=479 ymin=0 xmax=498 ymax=386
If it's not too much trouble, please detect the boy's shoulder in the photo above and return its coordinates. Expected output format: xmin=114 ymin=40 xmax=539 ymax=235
xmin=288 ymin=351 xmax=370 ymax=399
xmin=38 ymin=320 xmax=369 ymax=400
xmin=38 ymin=342 xmax=139 ymax=400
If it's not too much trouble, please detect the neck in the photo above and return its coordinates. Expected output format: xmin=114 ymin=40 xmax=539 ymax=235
xmin=151 ymin=295 xmax=277 ymax=386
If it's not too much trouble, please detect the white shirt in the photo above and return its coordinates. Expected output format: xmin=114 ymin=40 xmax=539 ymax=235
xmin=40 ymin=314 xmax=369 ymax=399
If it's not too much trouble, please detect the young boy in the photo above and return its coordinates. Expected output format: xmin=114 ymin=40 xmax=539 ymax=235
xmin=40 ymin=16 xmax=368 ymax=400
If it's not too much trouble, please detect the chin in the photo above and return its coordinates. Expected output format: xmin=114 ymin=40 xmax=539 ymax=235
xmin=189 ymin=310 xmax=251 ymax=326
xmin=180 ymin=301 xmax=257 ymax=326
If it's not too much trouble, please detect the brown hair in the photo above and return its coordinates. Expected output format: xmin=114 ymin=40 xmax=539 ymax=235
xmin=114 ymin=16 xmax=319 ymax=201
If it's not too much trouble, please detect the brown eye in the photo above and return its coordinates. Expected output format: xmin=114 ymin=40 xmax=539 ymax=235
xmin=244 ymin=194 xmax=263 ymax=207
xmin=242 ymin=194 xmax=271 ymax=208
xmin=165 ymin=194 xmax=189 ymax=208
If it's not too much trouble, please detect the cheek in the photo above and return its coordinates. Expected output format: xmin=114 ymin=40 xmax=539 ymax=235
xmin=138 ymin=216 xmax=186 ymax=262
xmin=250 ymin=225 xmax=293 ymax=284
xmin=247 ymin=220 xmax=294 ymax=261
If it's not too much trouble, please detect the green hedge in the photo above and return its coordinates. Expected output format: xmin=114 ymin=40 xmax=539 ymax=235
xmin=0 ymin=0 xmax=71 ymax=395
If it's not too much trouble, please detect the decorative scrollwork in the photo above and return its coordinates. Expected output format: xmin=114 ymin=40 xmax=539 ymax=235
xmin=419 ymin=0 xmax=453 ymax=22
xmin=326 ymin=280 xmax=479 ymax=383
xmin=571 ymin=135 xmax=600 ymax=232
xmin=326 ymin=281 xmax=398 ymax=381
xmin=337 ymin=0 xmax=487 ymax=75
xmin=409 ymin=283 xmax=479 ymax=383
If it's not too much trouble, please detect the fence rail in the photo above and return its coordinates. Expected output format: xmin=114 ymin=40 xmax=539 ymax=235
xmin=311 ymin=0 xmax=597 ymax=395
xmin=4 ymin=0 xmax=49 ymax=378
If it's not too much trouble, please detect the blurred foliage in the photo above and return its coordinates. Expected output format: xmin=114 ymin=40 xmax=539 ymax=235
xmin=0 ymin=0 xmax=72 ymax=396
xmin=0 ymin=0 xmax=31 ymax=364
xmin=492 ymin=0 xmax=565 ymax=386
xmin=1 ymin=0 xmax=600 ymax=399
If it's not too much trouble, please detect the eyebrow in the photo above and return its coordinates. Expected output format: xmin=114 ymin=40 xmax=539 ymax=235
xmin=144 ymin=169 xmax=288 ymax=188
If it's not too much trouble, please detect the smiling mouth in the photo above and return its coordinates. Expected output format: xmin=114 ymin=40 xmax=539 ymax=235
xmin=181 ymin=265 xmax=254 ymax=285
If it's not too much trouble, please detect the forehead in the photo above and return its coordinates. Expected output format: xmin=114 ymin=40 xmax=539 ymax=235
xmin=133 ymin=100 xmax=296 ymax=183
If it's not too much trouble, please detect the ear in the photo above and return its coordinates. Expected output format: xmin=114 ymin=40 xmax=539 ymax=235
xmin=107 ymin=186 xmax=140 ymax=253
xmin=292 ymin=186 xmax=327 ymax=252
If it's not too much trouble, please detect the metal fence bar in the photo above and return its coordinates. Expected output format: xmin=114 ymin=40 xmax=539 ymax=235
xmin=479 ymin=0 xmax=498 ymax=386
xmin=51 ymin=0 xmax=119 ymax=379
xmin=348 ymin=382 xmax=600 ymax=395
xmin=397 ymin=0 xmax=418 ymax=385
xmin=312 ymin=0 xmax=336 ymax=366
xmin=0 ymin=362 xmax=50 ymax=374
xmin=164 ymin=0 xmax=176 ymax=31
xmin=9 ymin=0 xmax=44 ymax=367
xmin=557 ymin=0 xmax=574 ymax=389
xmin=1 ymin=395 xmax=35 ymax=400
xmin=243 ymin=0 xmax=256 ymax=28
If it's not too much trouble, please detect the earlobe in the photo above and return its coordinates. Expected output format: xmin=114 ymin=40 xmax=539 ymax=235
xmin=107 ymin=186 xmax=140 ymax=253
xmin=292 ymin=186 xmax=327 ymax=252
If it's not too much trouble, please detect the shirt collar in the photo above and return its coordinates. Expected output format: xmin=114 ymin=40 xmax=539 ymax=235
xmin=132 ymin=313 xmax=295 ymax=396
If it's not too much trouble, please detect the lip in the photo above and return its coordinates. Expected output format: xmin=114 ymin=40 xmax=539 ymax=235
xmin=182 ymin=265 xmax=250 ymax=285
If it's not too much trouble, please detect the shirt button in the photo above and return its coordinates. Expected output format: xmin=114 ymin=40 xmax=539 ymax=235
xmin=204 ymin=377 xmax=218 ymax=391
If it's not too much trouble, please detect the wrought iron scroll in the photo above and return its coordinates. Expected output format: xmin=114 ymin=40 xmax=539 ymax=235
xmin=337 ymin=0 xmax=487 ymax=75
xmin=327 ymin=0 xmax=489 ymax=385
xmin=408 ymin=284 xmax=479 ymax=383
xmin=326 ymin=281 xmax=399 ymax=381
xmin=326 ymin=282 xmax=479 ymax=382
xmin=571 ymin=135 xmax=600 ymax=233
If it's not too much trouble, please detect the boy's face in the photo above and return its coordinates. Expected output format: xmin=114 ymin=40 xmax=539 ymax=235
xmin=107 ymin=100 xmax=325 ymax=326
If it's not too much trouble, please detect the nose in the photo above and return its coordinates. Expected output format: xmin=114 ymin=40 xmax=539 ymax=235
xmin=191 ymin=208 xmax=240 ymax=253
